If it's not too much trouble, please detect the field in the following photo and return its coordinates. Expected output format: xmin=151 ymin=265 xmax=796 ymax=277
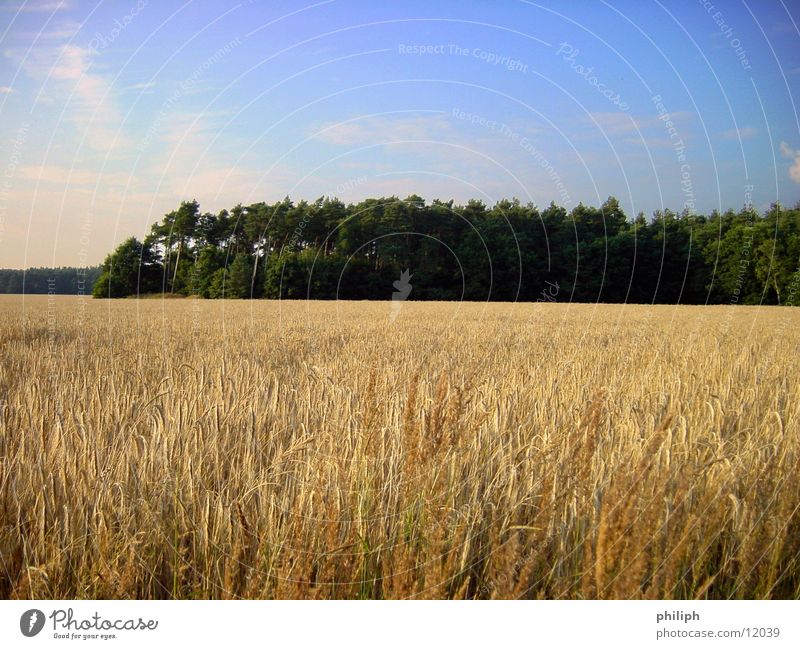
xmin=0 ymin=295 xmax=798 ymax=599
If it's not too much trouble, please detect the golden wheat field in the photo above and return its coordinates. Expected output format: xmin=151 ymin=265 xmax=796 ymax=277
xmin=0 ymin=294 xmax=798 ymax=599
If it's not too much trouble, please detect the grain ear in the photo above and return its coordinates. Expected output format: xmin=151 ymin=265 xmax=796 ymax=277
xmin=2 ymin=297 xmax=796 ymax=599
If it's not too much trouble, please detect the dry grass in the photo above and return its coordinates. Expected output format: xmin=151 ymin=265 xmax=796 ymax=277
xmin=0 ymin=295 xmax=798 ymax=599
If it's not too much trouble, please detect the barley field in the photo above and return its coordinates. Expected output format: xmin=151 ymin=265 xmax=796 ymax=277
xmin=0 ymin=295 xmax=798 ymax=599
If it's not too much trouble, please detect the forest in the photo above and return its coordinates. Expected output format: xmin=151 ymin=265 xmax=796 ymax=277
xmin=0 ymin=266 xmax=102 ymax=295
xmin=87 ymin=195 xmax=800 ymax=304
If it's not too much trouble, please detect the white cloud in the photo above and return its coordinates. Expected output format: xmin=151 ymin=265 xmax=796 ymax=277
xmin=141 ymin=111 xmax=271 ymax=208
xmin=9 ymin=39 xmax=131 ymax=152
xmin=718 ymin=126 xmax=758 ymax=141
xmin=621 ymin=136 xmax=674 ymax=148
xmin=3 ymin=1 xmax=69 ymax=12
xmin=587 ymin=112 xmax=638 ymax=135
xmin=313 ymin=113 xmax=451 ymax=146
xmin=17 ymin=21 xmax=80 ymax=40
xmin=780 ymin=141 xmax=800 ymax=183
xmin=16 ymin=165 xmax=135 ymax=187
xmin=0 ymin=86 xmax=14 ymax=94
xmin=587 ymin=111 xmax=694 ymax=135
xmin=122 ymin=81 xmax=156 ymax=92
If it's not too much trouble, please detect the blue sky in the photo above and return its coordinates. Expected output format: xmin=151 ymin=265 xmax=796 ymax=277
xmin=1 ymin=0 xmax=799 ymax=266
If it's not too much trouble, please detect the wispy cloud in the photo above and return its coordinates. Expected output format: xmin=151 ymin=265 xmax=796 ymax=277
xmin=780 ymin=141 xmax=800 ymax=183
xmin=16 ymin=164 xmax=135 ymax=187
xmin=587 ymin=112 xmax=639 ymax=135
xmin=622 ymin=136 xmax=677 ymax=149
xmin=0 ymin=86 xmax=14 ymax=94
xmin=718 ymin=126 xmax=758 ymax=140
xmin=313 ymin=113 xmax=451 ymax=146
xmin=772 ymin=21 xmax=798 ymax=35
xmin=142 ymin=111 xmax=268 ymax=206
xmin=4 ymin=0 xmax=69 ymax=12
xmin=122 ymin=81 xmax=156 ymax=91
xmin=588 ymin=111 xmax=694 ymax=135
xmin=8 ymin=35 xmax=131 ymax=152
xmin=17 ymin=21 xmax=80 ymax=40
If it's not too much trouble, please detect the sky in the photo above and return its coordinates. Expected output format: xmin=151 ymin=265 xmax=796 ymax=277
xmin=1 ymin=0 xmax=799 ymax=268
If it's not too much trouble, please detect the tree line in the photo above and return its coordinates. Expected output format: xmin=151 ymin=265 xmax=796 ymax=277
xmin=0 ymin=267 xmax=102 ymax=295
xmin=89 ymin=196 xmax=800 ymax=304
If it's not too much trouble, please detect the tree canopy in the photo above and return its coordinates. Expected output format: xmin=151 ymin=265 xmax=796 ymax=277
xmin=0 ymin=266 xmax=101 ymax=295
xmin=86 ymin=196 xmax=800 ymax=305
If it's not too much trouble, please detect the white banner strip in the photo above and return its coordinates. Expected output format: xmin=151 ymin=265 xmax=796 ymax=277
xmin=1 ymin=600 xmax=797 ymax=648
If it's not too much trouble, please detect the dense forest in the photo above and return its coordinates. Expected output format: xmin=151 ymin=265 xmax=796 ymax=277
xmin=89 ymin=196 xmax=800 ymax=304
xmin=0 ymin=266 xmax=102 ymax=295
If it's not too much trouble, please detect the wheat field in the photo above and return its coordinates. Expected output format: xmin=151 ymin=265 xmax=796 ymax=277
xmin=0 ymin=295 xmax=798 ymax=599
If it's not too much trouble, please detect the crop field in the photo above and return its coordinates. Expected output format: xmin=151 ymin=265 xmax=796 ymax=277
xmin=0 ymin=295 xmax=798 ymax=599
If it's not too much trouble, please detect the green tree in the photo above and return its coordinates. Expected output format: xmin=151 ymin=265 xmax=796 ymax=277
xmin=226 ymin=253 xmax=255 ymax=299
xmin=85 ymin=196 xmax=800 ymax=306
xmin=92 ymin=237 xmax=160 ymax=298
xmin=755 ymin=205 xmax=800 ymax=304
